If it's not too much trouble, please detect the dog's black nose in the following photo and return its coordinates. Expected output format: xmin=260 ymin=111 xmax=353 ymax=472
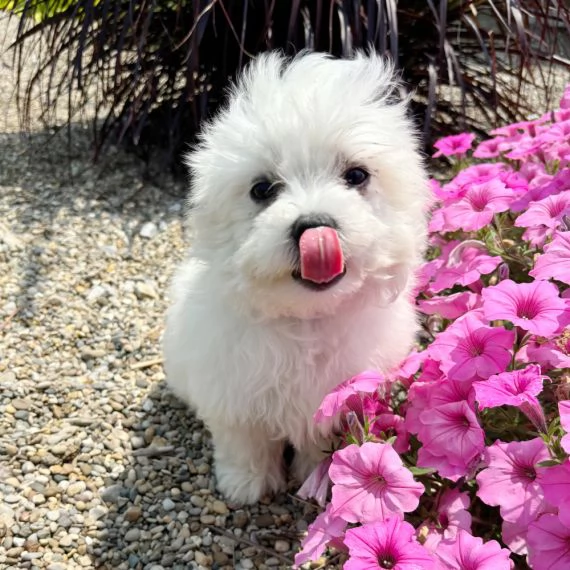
xmin=290 ymin=214 xmax=339 ymax=243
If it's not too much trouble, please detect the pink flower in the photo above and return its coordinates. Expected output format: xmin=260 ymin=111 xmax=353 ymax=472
xmin=314 ymin=371 xmax=385 ymax=423
xmin=516 ymin=334 xmax=570 ymax=371
xmin=417 ymin=401 xmax=485 ymax=481
xmin=530 ymin=231 xmax=570 ymax=285
xmin=515 ymin=193 xmax=570 ymax=235
xmin=527 ymin=513 xmax=570 ymax=570
xmin=418 ymin=292 xmax=482 ymax=320
xmin=435 ymin=530 xmax=513 ymax=570
xmin=537 ymin=461 xmax=570 ymax=527
xmin=297 ymin=456 xmax=332 ymax=507
xmin=433 ymin=133 xmax=475 ymax=158
xmin=329 ymin=442 xmax=423 ymax=524
xmin=559 ymin=401 xmax=570 ymax=454
xmin=476 ymin=438 xmax=550 ymax=525
xmin=405 ymin=376 xmax=474 ymax=435
xmin=371 ymin=413 xmax=410 ymax=453
xmin=344 ymin=517 xmax=435 ymax=570
xmin=473 ymin=137 xmax=505 ymax=159
xmin=429 ymin=242 xmax=502 ymax=293
xmin=438 ymin=179 xmax=515 ymax=232
xmin=482 ymin=279 xmax=567 ymax=337
xmin=294 ymin=504 xmax=346 ymax=567
xmin=473 ymin=365 xmax=547 ymax=410
xmin=428 ymin=313 xmax=515 ymax=383
xmin=419 ymin=489 xmax=472 ymax=552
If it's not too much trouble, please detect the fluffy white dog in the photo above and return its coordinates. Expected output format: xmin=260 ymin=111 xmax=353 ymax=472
xmin=163 ymin=50 xmax=429 ymax=504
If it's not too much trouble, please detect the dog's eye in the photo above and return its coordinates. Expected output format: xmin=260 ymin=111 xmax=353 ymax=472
xmin=250 ymin=179 xmax=278 ymax=203
xmin=344 ymin=167 xmax=369 ymax=187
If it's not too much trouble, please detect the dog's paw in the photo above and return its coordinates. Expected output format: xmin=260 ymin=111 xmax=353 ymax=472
xmin=215 ymin=463 xmax=286 ymax=505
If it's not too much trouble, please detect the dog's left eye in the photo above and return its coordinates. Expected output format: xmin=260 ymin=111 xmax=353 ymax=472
xmin=250 ymin=179 xmax=278 ymax=203
xmin=344 ymin=167 xmax=369 ymax=187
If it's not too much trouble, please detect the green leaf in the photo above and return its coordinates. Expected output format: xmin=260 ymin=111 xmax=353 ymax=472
xmin=409 ymin=466 xmax=436 ymax=476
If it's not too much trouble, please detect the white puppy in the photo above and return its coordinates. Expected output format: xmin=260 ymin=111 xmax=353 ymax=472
xmin=163 ymin=51 xmax=429 ymax=505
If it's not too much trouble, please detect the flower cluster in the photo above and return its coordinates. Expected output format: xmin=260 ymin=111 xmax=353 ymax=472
xmin=295 ymin=84 xmax=570 ymax=569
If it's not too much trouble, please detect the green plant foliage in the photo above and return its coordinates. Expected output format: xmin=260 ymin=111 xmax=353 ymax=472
xmin=1 ymin=0 xmax=569 ymax=171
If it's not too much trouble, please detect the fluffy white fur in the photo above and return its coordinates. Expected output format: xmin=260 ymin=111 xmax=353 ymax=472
xmin=163 ymin=50 xmax=429 ymax=504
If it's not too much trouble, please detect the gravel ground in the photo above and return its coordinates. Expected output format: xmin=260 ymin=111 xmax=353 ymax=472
xmin=0 ymin=15 xmax=322 ymax=570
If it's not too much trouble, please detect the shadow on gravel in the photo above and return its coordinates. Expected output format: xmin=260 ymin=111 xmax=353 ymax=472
xmin=93 ymin=379 xmax=316 ymax=570
xmin=0 ymin=123 xmax=185 ymax=322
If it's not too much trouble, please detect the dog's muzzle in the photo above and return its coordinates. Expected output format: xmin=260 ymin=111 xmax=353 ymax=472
xmin=290 ymin=214 xmax=346 ymax=290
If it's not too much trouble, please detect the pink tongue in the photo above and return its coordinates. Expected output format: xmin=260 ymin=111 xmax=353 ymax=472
xmin=299 ymin=227 xmax=344 ymax=284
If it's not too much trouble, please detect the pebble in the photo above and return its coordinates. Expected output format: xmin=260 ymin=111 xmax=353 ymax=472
xmin=162 ymin=498 xmax=176 ymax=511
xmin=274 ymin=540 xmax=290 ymax=553
xmin=124 ymin=528 xmax=141 ymax=542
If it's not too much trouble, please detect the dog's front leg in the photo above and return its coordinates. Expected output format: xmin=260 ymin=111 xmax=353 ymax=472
xmin=209 ymin=421 xmax=286 ymax=505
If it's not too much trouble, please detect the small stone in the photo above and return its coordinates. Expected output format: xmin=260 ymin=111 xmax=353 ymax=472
xmin=194 ymin=552 xmax=210 ymax=566
xmin=274 ymin=540 xmax=290 ymax=553
xmin=12 ymin=398 xmax=32 ymax=410
xmin=190 ymin=495 xmax=205 ymax=508
xmin=124 ymin=506 xmax=142 ymax=522
xmin=254 ymin=514 xmax=274 ymax=528
xmin=211 ymin=500 xmax=228 ymax=515
xmin=22 ymin=461 xmax=35 ymax=473
xmin=200 ymin=514 xmax=215 ymax=525
xmin=100 ymin=484 xmax=124 ymax=504
xmin=66 ymin=481 xmax=86 ymax=497
xmin=134 ymin=282 xmax=158 ymax=299
xmin=213 ymin=552 xmax=229 ymax=565
xmin=130 ymin=436 xmax=145 ymax=449
xmin=233 ymin=511 xmax=248 ymax=528
xmin=59 ymin=535 xmax=73 ymax=547
xmin=124 ymin=528 xmax=141 ymax=542
xmin=31 ymin=494 xmax=46 ymax=505
xmin=240 ymin=559 xmax=254 ymax=569
xmin=139 ymin=222 xmax=158 ymax=239
xmin=162 ymin=498 xmax=176 ymax=512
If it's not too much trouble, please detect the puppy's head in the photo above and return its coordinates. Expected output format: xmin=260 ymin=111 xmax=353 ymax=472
xmin=186 ymin=51 xmax=429 ymax=319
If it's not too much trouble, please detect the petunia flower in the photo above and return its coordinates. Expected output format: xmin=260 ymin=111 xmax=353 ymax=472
xmin=527 ymin=513 xmax=570 ymax=570
xmin=416 ymin=401 xmax=485 ymax=481
xmin=419 ymin=488 xmax=472 ymax=552
xmin=344 ymin=517 xmax=435 ymax=570
xmin=476 ymin=438 xmax=550 ymax=525
xmin=297 ymin=456 xmax=332 ymax=507
xmin=435 ymin=530 xmax=513 ymax=570
xmin=473 ymin=137 xmax=505 ymax=159
xmin=516 ymin=192 xmax=570 ymax=230
xmin=482 ymin=279 xmax=567 ymax=337
xmin=428 ymin=242 xmax=502 ymax=294
xmin=405 ymin=376 xmax=474 ymax=435
xmin=473 ymin=365 xmax=548 ymax=429
xmin=418 ymin=291 xmax=482 ymax=320
xmin=293 ymin=504 xmax=346 ymax=568
xmin=559 ymin=401 xmax=570 ymax=454
xmin=428 ymin=313 xmax=515 ymax=383
xmin=370 ymin=412 xmax=410 ymax=453
xmin=530 ymin=231 xmax=570 ymax=285
xmin=537 ymin=461 xmax=570 ymax=528
xmin=314 ymin=371 xmax=385 ymax=423
xmin=329 ymin=442 xmax=423 ymax=524
xmin=438 ymin=179 xmax=516 ymax=232
xmin=516 ymin=333 xmax=570 ymax=371
xmin=433 ymin=133 xmax=475 ymax=158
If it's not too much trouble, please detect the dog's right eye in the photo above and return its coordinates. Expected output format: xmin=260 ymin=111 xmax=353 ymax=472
xmin=250 ymin=180 xmax=278 ymax=203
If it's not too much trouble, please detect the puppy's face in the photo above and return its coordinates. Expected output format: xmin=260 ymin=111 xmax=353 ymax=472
xmin=186 ymin=52 xmax=429 ymax=319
